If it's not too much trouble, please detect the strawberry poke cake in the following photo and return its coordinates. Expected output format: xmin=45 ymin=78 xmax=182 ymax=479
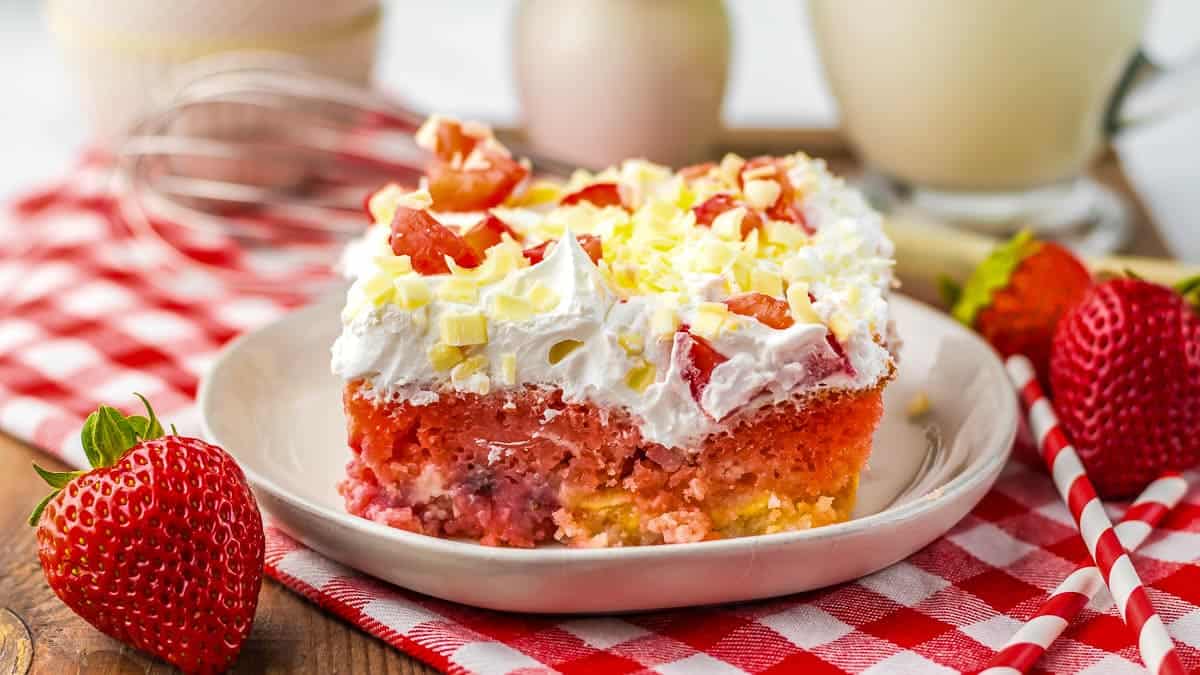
xmin=331 ymin=116 xmax=896 ymax=547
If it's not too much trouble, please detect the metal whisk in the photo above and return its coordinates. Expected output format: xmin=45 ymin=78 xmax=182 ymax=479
xmin=114 ymin=54 xmax=575 ymax=288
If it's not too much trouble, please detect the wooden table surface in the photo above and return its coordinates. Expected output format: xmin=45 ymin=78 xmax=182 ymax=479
xmin=0 ymin=145 xmax=1171 ymax=675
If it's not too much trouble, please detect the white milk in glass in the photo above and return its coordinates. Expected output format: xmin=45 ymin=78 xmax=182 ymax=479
xmin=809 ymin=0 xmax=1150 ymax=191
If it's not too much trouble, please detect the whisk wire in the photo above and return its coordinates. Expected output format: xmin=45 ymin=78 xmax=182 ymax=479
xmin=114 ymin=55 xmax=574 ymax=294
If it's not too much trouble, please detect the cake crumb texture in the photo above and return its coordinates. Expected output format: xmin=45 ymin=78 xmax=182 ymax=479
xmin=339 ymin=380 xmax=881 ymax=547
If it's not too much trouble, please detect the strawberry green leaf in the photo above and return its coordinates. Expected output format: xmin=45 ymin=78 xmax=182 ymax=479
xmin=952 ymin=229 xmax=1041 ymax=327
xmin=28 ymin=490 xmax=58 ymax=527
xmin=1175 ymin=275 xmax=1200 ymax=297
xmin=937 ymin=276 xmax=963 ymax=309
xmin=79 ymin=411 xmax=103 ymax=469
xmin=32 ymin=463 xmax=84 ymax=489
xmin=92 ymin=406 xmax=138 ymax=467
xmin=1179 ymin=275 xmax=1200 ymax=313
xmin=132 ymin=393 xmax=165 ymax=440
xmin=170 ymin=423 xmax=179 ymax=436
xmin=127 ymin=415 xmax=150 ymax=439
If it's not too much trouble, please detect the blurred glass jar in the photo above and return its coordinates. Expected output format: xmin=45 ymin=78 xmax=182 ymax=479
xmin=45 ymin=0 xmax=381 ymax=145
xmin=514 ymin=0 xmax=731 ymax=169
xmin=809 ymin=0 xmax=1200 ymax=253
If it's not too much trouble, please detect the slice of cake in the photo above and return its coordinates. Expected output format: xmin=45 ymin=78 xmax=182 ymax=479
xmin=331 ymin=116 xmax=896 ymax=547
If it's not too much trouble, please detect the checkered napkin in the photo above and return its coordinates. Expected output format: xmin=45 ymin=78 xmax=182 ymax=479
xmin=3 ymin=157 xmax=1199 ymax=675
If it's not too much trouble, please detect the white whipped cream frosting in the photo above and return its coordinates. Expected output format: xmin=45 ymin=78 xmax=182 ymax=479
xmin=332 ymin=157 xmax=895 ymax=450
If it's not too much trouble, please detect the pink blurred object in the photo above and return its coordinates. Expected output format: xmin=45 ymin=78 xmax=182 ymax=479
xmin=514 ymin=0 xmax=731 ymax=168
xmin=46 ymin=0 xmax=381 ymax=144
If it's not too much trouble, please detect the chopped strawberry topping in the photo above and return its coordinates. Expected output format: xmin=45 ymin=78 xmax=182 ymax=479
xmin=692 ymin=194 xmax=763 ymax=238
xmin=432 ymin=119 xmax=479 ymax=162
xmin=739 ymin=157 xmax=777 ymax=183
xmin=679 ymin=161 xmax=716 ymax=180
xmin=522 ymin=234 xmax=603 ymax=265
xmin=427 ymin=152 xmax=529 ymax=212
xmin=824 ymin=333 xmax=857 ymax=377
xmin=390 ymin=207 xmax=480 ymax=274
xmin=462 ymin=213 xmax=522 ymax=258
xmin=578 ymin=235 xmax=604 ymax=263
xmin=739 ymin=157 xmax=813 ymax=234
xmin=725 ymin=293 xmax=794 ymax=329
xmin=770 ymin=199 xmax=810 ymax=233
xmin=521 ymin=241 xmax=551 ymax=265
xmin=560 ymin=183 xmax=624 ymax=209
xmin=677 ymin=329 xmax=729 ymax=402
xmin=798 ymin=333 xmax=856 ymax=383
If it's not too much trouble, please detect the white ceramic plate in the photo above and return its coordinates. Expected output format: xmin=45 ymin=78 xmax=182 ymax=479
xmin=199 ymin=293 xmax=1016 ymax=613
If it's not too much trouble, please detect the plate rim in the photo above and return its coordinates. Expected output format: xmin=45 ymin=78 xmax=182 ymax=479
xmin=199 ymin=293 xmax=1016 ymax=563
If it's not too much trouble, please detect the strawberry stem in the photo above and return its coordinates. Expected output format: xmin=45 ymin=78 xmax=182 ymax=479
xmin=133 ymin=393 xmax=165 ymax=440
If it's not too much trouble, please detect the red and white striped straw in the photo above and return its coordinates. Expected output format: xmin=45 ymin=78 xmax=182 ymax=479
xmin=980 ymin=472 xmax=1187 ymax=674
xmin=1004 ymin=355 xmax=1185 ymax=675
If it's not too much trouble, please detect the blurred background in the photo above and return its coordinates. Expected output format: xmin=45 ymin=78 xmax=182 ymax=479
xmin=2 ymin=0 xmax=1198 ymax=275
xmin=3 ymin=0 xmax=841 ymax=196
xmin=7 ymin=1 xmax=1194 ymax=188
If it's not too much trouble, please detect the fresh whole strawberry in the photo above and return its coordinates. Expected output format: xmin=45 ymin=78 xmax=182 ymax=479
xmin=1049 ymin=277 xmax=1200 ymax=497
xmin=30 ymin=396 xmax=264 ymax=674
xmin=948 ymin=230 xmax=1092 ymax=384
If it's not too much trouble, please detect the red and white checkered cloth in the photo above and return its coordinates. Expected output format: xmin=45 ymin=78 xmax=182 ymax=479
xmin=3 ymin=157 xmax=1199 ymax=675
